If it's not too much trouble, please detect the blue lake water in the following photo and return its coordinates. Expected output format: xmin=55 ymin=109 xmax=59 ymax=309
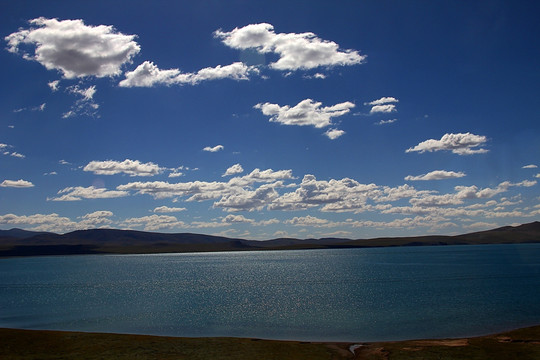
xmin=1 ymin=244 xmax=540 ymax=342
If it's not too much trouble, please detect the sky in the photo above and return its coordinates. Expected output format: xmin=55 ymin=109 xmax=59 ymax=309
xmin=1 ymin=0 xmax=539 ymax=239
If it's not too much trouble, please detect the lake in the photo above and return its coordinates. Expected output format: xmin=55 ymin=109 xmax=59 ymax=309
xmin=1 ymin=244 xmax=540 ymax=342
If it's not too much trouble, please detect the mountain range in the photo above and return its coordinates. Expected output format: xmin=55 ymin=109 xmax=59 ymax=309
xmin=1 ymin=221 xmax=540 ymax=257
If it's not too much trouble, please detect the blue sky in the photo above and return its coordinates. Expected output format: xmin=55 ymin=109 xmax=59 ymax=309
xmin=1 ymin=0 xmax=539 ymax=239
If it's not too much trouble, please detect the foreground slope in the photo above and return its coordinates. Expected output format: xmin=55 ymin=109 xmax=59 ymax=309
xmin=1 ymin=325 xmax=539 ymax=360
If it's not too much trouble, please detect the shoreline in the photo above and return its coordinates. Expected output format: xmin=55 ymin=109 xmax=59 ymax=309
xmin=1 ymin=325 xmax=539 ymax=359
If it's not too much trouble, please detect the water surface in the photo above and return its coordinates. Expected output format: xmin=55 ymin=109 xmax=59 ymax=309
xmin=1 ymin=244 xmax=540 ymax=341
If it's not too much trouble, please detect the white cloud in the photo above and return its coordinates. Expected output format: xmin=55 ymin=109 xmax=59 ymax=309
xmin=375 ymin=119 xmax=397 ymax=125
xmin=5 ymin=17 xmax=140 ymax=79
xmin=0 ymin=179 xmax=34 ymax=188
xmin=222 ymin=214 xmax=254 ymax=223
xmin=0 ymin=144 xmax=25 ymax=159
xmin=255 ymin=99 xmax=355 ymax=128
xmin=116 ymin=169 xmax=294 ymax=208
xmin=153 ymin=206 xmax=187 ymax=213
xmin=63 ymin=85 xmax=99 ymax=118
xmin=6 ymin=17 xmax=140 ymax=78
xmin=168 ymin=171 xmax=183 ymax=178
xmin=408 ymin=180 xmax=536 ymax=207
xmin=406 ymin=133 xmax=489 ymax=155
xmin=49 ymin=186 xmax=129 ymax=201
xmin=119 ymin=61 xmax=258 ymax=87
xmin=523 ymin=164 xmax=538 ymax=169
xmin=370 ymin=104 xmax=397 ymax=114
xmin=285 ymin=215 xmax=330 ymax=227
xmin=270 ymin=174 xmax=380 ymax=212
xmin=303 ymin=73 xmax=326 ymax=79
xmin=324 ymin=128 xmax=345 ymax=140
xmin=83 ymin=159 xmax=164 ymax=176
xmin=121 ymin=214 xmax=184 ymax=231
xmin=229 ymin=168 xmax=295 ymax=186
xmin=9 ymin=152 xmax=25 ymax=159
xmin=214 ymin=23 xmax=366 ymax=71
xmin=78 ymin=210 xmax=114 ymax=228
xmin=69 ymin=85 xmax=96 ymax=100
xmin=213 ymin=182 xmax=282 ymax=212
xmin=405 ymin=170 xmax=466 ymax=181
xmin=203 ymin=145 xmax=224 ymax=152
xmin=223 ymin=163 xmax=244 ymax=177
xmin=48 ymin=80 xmax=60 ymax=91
xmin=0 ymin=213 xmax=77 ymax=232
xmin=117 ymin=180 xmax=231 ymax=200
xmin=365 ymin=97 xmax=399 ymax=106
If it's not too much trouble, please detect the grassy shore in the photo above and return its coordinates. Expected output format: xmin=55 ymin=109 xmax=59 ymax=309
xmin=1 ymin=325 xmax=540 ymax=359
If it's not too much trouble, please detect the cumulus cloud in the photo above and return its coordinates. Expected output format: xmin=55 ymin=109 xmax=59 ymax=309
xmin=213 ymin=182 xmax=282 ymax=212
xmin=406 ymin=133 xmax=489 ymax=155
xmin=6 ymin=17 xmax=140 ymax=78
xmin=214 ymin=23 xmax=366 ymax=71
xmin=370 ymin=104 xmax=397 ymax=114
xmin=0 ymin=179 xmax=34 ymax=188
xmin=83 ymin=159 xmax=164 ymax=176
xmin=255 ymin=99 xmax=355 ymax=128
xmin=119 ymin=61 xmax=258 ymax=87
xmin=223 ymin=164 xmax=244 ymax=177
xmin=270 ymin=174 xmax=380 ymax=212
xmin=523 ymin=164 xmax=538 ymax=169
xmin=49 ymin=186 xmax=129 ymax=201
xmin=203 ymin=145 xmax=224 ymax=152
xmin=153 ymin=206 xmax=187 ymax=213
xmin=324 ymin=128 xmax=345 ymax=140
xmin=405 ymin=170 xmax=466 ymax=181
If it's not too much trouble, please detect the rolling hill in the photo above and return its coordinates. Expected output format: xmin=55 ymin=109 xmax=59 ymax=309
xmin=0 ymin=221 xmax=539 ymax=257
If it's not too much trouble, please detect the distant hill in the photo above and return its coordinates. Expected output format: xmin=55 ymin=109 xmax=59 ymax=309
xmin=0 ymin=228 xmax=53 ymax=239
xmin=1 ymin=221 xmax=539 ymax=257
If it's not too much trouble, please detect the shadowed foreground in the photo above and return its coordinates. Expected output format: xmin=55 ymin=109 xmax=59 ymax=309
xmin=1 ymin=326 xmax=540 ymax=359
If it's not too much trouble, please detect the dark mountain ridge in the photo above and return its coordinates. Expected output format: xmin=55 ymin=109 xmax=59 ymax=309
xmin=1 ymin=221 xmax=539 ymax=257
